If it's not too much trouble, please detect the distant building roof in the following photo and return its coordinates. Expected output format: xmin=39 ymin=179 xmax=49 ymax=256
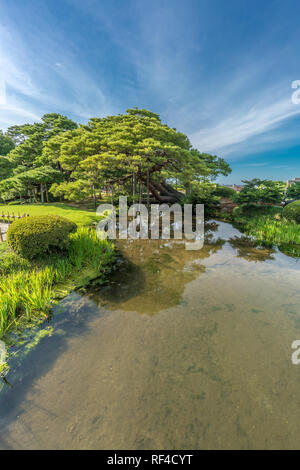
xmin=223 ymin=184 xmax=243 ymax=191
xmin=286 ymin=178 xmax=300 ymax=187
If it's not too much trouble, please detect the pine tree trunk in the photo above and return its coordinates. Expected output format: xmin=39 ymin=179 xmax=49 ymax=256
xmin=147 ymin=169 xmax=150 ymax=209
xmin=185 ymin=183 xmax=191 ymax=196
xmin=139 ymin=183 xmax=143 ymax=205
xmin=92 ymin=184 xmax=97 ymax=210
xmin=111 ymin=185 xmax=114 ymax=204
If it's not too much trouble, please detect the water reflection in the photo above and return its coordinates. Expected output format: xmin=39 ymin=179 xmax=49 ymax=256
xmin=0 ymin=220 xmax=299 ymax=450
xmin=89 ymin=237 xmax=223 ymax=315
xmin=88 ymin=221 xmax=278 ymax=313
xmin=228 ymin=236 xmax=276 ymax=262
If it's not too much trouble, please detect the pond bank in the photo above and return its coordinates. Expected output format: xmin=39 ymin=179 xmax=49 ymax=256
xmin=0 ymin=228 xmax=116 ymax=358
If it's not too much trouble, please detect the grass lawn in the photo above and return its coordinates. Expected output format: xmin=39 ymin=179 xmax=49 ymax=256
xmin=0 ymin=203 xmax=101 ymax=227
xmin=0 ymin=202 xmax=115 ymax=358
xmin=0 ymin=242 xmax=7 ymax=256
xmin=231 ymin=203 xmax=300 ymax=257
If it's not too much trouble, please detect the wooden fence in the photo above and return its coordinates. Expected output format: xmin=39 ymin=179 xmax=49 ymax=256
xmin=0 ymin=211 xmax=29 ymax=224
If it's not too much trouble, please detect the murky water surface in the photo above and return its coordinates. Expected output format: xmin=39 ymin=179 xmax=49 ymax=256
xmin=0 ymin=221 xmax=300 ymax=449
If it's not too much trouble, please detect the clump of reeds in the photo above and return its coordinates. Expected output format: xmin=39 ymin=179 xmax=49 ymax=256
xmin=0 ymin=228 xmax=115 ymax=339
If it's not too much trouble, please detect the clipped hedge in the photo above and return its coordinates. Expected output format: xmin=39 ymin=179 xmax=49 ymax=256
xmin=213 ymin=186 xmax=236 ymax=198
xmin=7 ymin=215 xmax=77 ymax=259
xmin=233 ymin=203 xmax=283 ymax=219
xmin=283 ymin=200 xmax=300 ymax=224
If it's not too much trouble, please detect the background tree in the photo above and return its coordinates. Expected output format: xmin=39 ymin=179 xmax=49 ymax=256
xmin=0 ymin=131 xmax=15 ymax=156
xmin=0 ymin=108 xmax=232 ymax=206
xmin=48 ymin=108 xmax=231 ymax=204
xmin=234 ymin=179 xmax=284 ymax=205
xmin=0 ymin=114 xmax=77 ymax=202
xmin=0 ymin=166 xmax=62 ymax=203
xmin=7 ymin=113 xmax=77 ymax=170
xmin=286 ymin=182 xmax=300 ymax=200
xmin=0 ymin=156 xmax=14 ymax=180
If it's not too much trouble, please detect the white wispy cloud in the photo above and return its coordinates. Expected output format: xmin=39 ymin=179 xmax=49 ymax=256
xmin=0 ymin=13 xmax=114 ymax=129
xmin=84 ymin=2 xmax=300 ymax=160
xmin=1 ymin=0 xmax=300 ymax=167
xmin=189 ymin=90 xmax=300 ymax=157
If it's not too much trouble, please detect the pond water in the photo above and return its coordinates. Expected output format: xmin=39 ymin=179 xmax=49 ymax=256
xmin=0 ymin=221 xmax=300 ymax=450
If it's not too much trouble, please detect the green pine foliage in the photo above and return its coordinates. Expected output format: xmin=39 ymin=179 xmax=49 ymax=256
xmin=283 ymin=200 xmax=300 ymax=223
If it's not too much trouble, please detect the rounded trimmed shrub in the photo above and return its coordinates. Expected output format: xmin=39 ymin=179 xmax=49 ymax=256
xmin=283 ymin=200 xmax=300 ymax=224
xmin=7 ymin=215 xmax=77 ymax=259
xmin=233 ymin=203 xmax=282 ymax=218
xmin=213 ymin=186 xmax=236 ymax=198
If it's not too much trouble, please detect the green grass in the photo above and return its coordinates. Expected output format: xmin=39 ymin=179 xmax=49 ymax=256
xmin=0 ymin=228 xmax=116 ymax=344
xmin=0 ymin=203 xmax=101 ymax=227
xmin=0 ymin=267 xmax=55 ymax=338
xmin=232 ymin=204 xmax=300 ymax=256
xmin=244 ymin=216 xmax=300 ymax=246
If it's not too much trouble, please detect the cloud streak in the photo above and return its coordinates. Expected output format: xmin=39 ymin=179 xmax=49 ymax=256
xmin=1 ymin=0 xmax=300 ymax=176
xmin=190 ymin=91 xmax=300 ymax=157
xmin=0 ymin=9 xmax=115 ymax=128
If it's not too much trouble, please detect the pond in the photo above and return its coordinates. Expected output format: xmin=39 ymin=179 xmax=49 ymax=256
xmin=0 ymin=220 xmax=300 ymax=449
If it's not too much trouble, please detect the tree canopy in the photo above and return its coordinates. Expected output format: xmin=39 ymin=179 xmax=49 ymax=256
xmin=0 ymin=108 xmax=231 ymax=205
xmin=286 ymin=182 xmax=300 ymax=200
xmin=234 ymin=179 xmax=285 ymax=205
xmin=0 ymin=113 xmax=77 ymax=202
xmin=44 ymin=108 xmax=231 ymax=204
xmin=0 ymin=130 xmax=15 ymax=156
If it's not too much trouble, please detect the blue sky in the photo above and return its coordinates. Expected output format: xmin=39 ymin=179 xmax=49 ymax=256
xmin=1 ymin=0 xmax=300 ymax=184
